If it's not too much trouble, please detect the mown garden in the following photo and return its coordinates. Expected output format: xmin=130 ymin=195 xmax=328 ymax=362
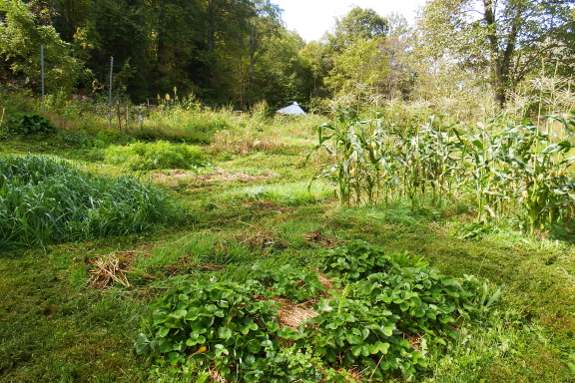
xmin=1 ymin=93 xmax=575 ymax=382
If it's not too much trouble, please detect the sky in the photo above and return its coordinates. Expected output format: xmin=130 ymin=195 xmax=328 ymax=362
xmin=272 ymin=0 xmax=427 ymax=42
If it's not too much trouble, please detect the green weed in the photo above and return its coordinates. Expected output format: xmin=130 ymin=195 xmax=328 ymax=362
xmin=104 ymin=140 xmax=207 ymax=171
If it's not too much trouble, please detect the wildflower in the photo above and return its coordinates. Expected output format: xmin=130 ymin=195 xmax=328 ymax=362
xmin=82 ymin=95 xmax=88 ymax=100
xmin=72 ymin=94 xmax=78 ymax=99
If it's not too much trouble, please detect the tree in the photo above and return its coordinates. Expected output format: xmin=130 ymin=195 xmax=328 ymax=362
xmin=250 ymin=29 xmax=313 ymax=108
xmin=419 ymin=0 xmax=575 ymax=106
xmin=299 ymin=40 xmax=332 ymax=100
xmin=320 ymin=7 xmax=389 ymax=104
xmin=326 ymin=38 xmax=389 ymax=101
xmin=0 ymin=0 xmax=82 ymax=92
xmin=246 ymin=0 xmax=281 ymax=103
xmin=329 ymin=6 xmax=388 ymax=51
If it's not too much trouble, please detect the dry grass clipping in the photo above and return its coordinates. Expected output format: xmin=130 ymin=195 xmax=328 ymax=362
xmin=242 ymin=230 xmax=286 ymax=252
xmin=305 ymin=228 xmax=344 ymax=248
xmin=153 ymin=168 xmax=277 ymax=186
xmin=273 ymin=297 xmax=320 ymax=329
xmin=87 ymin=250 xmax=148 ymax=289
xmin=404 ymin=333 xmax=426 ymax=352
xmin=210 ymin=130 xmax=286 ymax=155
xmin=317 ymin=274 xmax=334 ymax=292
xmin=214 ymin=229 xmax=287 ymax=255
xmin=208 ymin=367 xmax=229 ymax=383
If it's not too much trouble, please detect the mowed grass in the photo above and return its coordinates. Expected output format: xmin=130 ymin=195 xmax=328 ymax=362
xmin=1 ymin=113 xmax=575 ymax=382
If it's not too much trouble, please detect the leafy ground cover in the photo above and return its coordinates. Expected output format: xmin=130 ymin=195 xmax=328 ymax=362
xmin=1 ymin=110 xmax=575 ymax=382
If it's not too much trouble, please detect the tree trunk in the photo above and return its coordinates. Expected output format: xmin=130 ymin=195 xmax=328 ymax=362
xmin=249 ymin=27 xmax=256 ymax=102
xmin=483 ymin=0 xmax=522 ymax=107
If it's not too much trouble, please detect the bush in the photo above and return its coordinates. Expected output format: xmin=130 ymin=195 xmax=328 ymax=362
xmin=0 ymin=155 xmax=177 ymax=248
xmin=104 ymin=140 xmax=207 ymax=171
xmin=8 ymin=113 xmax=57 ymax=135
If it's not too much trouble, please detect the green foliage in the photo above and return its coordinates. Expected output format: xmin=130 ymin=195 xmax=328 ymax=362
xmin=137 ymin=241 xmax=487 ymax=382
xmin=326 ymin=39 xmax=389 ymax=103
xmin=307 ymin=241 xmax=485 ymax=380
xmin=253 ymin=264 xmax=326 ymax=302
xmin=330 ymin=6 xmax=388 ymax=50
xmin=8 ymin=113 xmax=57 ymax=135
xmin=135 ymin=279 xmax=285 ymax=382
xmin=0 ymin=0 xmax=82 ymax=93
xmin=104 ymin=140 xmax=207 ymax=171
xmin=419 ymin=0 xmax=575 ymax=105
xmin=0 ymin=154 xmax=176 ymax=248
xmin=313 ymin=110 xmax=575 ymax=233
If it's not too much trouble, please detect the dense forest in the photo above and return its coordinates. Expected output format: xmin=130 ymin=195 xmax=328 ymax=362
xmin=2 ymin=0 xmax=573 ymax=111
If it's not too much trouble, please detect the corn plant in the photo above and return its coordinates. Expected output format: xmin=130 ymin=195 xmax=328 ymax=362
xmin=314 ymin=110 xmax=575 ymax=234
xmin=314 ymin=110 xmax=385 ymax=206
xmin=498 ymin=123 xmax=575 ymax=232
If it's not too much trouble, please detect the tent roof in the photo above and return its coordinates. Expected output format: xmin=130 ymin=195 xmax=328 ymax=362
xmin=277 ymin=102 xmax=306 ymax=115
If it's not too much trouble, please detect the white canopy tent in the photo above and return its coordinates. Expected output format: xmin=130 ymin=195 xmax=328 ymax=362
xmin=276 ymin=102 xmax=306 ymax=115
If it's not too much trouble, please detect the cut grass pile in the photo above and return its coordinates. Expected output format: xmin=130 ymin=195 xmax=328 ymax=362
xmin=0 ymin=154 xmax=177 ymax=248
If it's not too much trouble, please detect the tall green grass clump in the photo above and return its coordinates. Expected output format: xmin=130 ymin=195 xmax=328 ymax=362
xmin=104 ymin=140 xmax=207 ymax=171
xmin=0 ymin=155 xmax=177 ymax=248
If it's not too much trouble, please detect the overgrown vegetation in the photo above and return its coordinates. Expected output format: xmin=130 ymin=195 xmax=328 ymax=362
xmin=2 ymin=0 xmax=575 ymax=379
xmin=1 ymin=92 xmax=575 ymax=383
xmin=313 ymin=111 xmax=575 ymax=233
xmin=136 ymin=241 xmax=496 ymax=382
xmin=0 ymin=154 xmax=177 ymax=248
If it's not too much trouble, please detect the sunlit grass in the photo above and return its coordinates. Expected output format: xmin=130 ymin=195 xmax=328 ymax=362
xmin=0 ymin=154 xmax=178 ymax=248
xmin=221 ymin=180 xmax=334 ymax=206
xmin=1 ymin=105 xmax=574 ymax=382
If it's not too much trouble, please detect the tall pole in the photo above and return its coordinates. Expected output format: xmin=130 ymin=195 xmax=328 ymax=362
xmin=108 ymin=56 xmax=113 ymax=127
xmin=41 ymin=45 xmax=45 ymax=115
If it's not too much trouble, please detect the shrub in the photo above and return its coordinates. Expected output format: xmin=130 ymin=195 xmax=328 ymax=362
xmin=8 ymin=113 xmax=57 ymax=135
xmin=104 ymin=140 xmax=207 ymax=171
xmin=0 ymin=155 xmax=177 ymax=248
